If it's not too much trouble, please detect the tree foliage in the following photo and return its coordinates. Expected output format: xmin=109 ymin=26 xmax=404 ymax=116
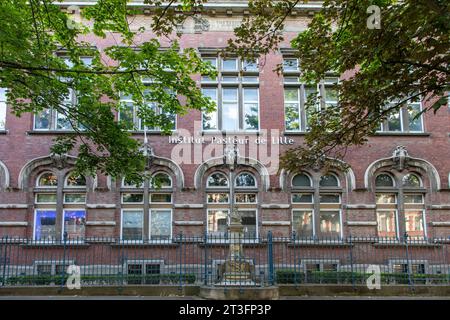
xmin=0 ymin=0 xmax=215 ymax=184
xmin=228 ymin=0 xmax=449 ymax=171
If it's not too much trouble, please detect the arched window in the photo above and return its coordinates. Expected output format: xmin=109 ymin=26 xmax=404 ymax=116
xmin=206 ymin=170 xmax=258 ymax=239
xmin=120 ymin=171 xmax=173 ymax=242
xmin=207 ymin=172 xmax=229 ymax=187
xmin=65 ymin=172 xmax=86 ymax=187
xmin=235 ymin=172 xmax=256 ymax=187
xmin=34 ymin=170 xmax=86 ymax=242
xmin=36 ymin=171 xmax=57 ymax=187
xmin=375 ymin=173 xmax=395 ymax=187
xmin=151 ymin=172 xmax=172 ymax=188
xmin=402 ymin=173 xmax=422 ymax=187
xmin=291 ymin=171 xmax=342 ymax=239
xmin=375 ymin=171 xmax=426 ymax=239
xmin=292 ymin=173 xmax=312 ymax=187
xmin=319 ymin=174 xmax=339 ymax=187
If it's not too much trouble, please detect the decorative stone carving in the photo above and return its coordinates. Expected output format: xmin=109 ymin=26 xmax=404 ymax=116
xmin=50 ymin=153 xmax=67 ymax=169
xmin=392 ymin=145 xmax=410 ymax=171
xmin=193 ymin=14 xmax=210 ymax=33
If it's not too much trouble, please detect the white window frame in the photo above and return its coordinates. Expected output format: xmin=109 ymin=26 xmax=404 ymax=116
xmin=149 ymin=209 xmax=173 ymax=241
xmin=376 ymin=209 xmax=400 ymax=239
xmin=291 ymin=209 xmax=315 ymax=238
xmin=35 ymin=193 xmax=58 ymax=204
xmin=151 ymin=172 xmax=173 ymax=189
xmin=120 ymin=209 xmax=145 ymax=243
xmin=206 ymin=172 xmax=229 ymax=188
xmin=291 ymin=193 xmax=314 ymax=204
xmin=149 ymin=193 xmax=173 ymax=204
xmin=64 ymin=172 xmax=86 ymax=188
xmin=234 ymin=193 xmax=257 ymax=204
xmin=319 ymin=173 xmax=341 ymax=188
xmin=121 ymin=193 xmax=145 ymax=204
xmin=63 ymin=193 xmax=86 ymax=204
xmin=33 ymin=209 xmax=57 ymax=242
xmin=291 ymin=173 xmax=313 ymax=188
xmin=234 ymin=172 xmax=257 ymax=188
xmin=61 ymin=208 xmax=86 ymax=241
xmin=242 ymin=87 xmax=260 ymax=131
xmin=404 ymin=209 xmax=427 ymax=239
xmin=207 ymin=193 xmax=230 ymax=204
xmin=318 ymin=209 xmax=343 ymax=239
xmin=206 ymin=208 xmax=230 ymax=237
xmin=36 ymin=171 xmax=58 ymax=188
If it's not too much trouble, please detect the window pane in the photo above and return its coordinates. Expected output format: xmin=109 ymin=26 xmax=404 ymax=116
xmin=404 ymin=194 xmax=423 ymax=204
xmin=150 ymin=193 xmax=172 ymax=203
xmin=375 ymin=174 xmax=394 ymax=187
xmin=319 ymin=211 xmax=341 ymax=237
xmin=64 ymin=193 xmax=86 ymax=203
xmin=208 ymin=210 xmax=229 ymax=236
xmin=151 ymin=173 xmax=172 ymax=188
xmin=292 ymin=210 xmax=313 ymax=238
xmin=122 ymin=193 xmax=144 ymax=203
xmin=387 ymin=110 xmax=402 ymax=131
xmin=56 ymin=109 xmax=73 ymax=130
xmin=208 ymin=193 xmax=229 ymax=203
xmin=38 ymin=172 xmax=58 ymax=187
xmin=235 ymin=173 xmax=256 ymax=187
xmin=376 ymin=210 xmax=397 ymax=238
xmin=235 ymin=193 xmax=256 ymax=203
xmin=292 ymin=174 xmax=311 ymax=187
xmin=243 ymin=88 xmax=259 ymax=130
xmin=284 ymin=88 xmax=299 ymax=101
xmin=320 ymin=194 xmax=340 ymax=203
xmin=283 ymin=58 xmax=298 ymax=71
xmin=64 ymin=210 xmax=86 ymax=239
xmin=35 ymin=210 xmax=56 ymax=241
xmin=403 ymin=174 xmax=421 ymax=187
xmin=66 ymin=173 xmax=86 ymax=187
xmin=284 ymin=76 xmax=299 ymax=83
xmin=319 ymin=174 xmax=339 ymax=187
xmin=202 ymin=88 xmax=218 ymax=130
xmin=376 ymin=194 xmax=396 ymax=204
xmin=405 ymin=210 xmax=425 ymax=239
xmin=292 ymin=193 xmax=313 ymax=203
xmin=222 ymin=88 xmax=238 ymax=131
xmin=207 ymin=172 xmax=228 ymax=187
xmin=242 ymin=60 xmax=258 ymax=72
xmin=285 ymin=103 xmax=300 ymax=131
xmin=222 ymin=76 xmax=238 ymax=83
xmin=407 ymin=103 xmax=423 ymax=132
xmin=240 ymin=210 xmax=257 ymax=237
xmin=324 ymin=85 xmax=338 ymax=108
xmin=122 ymin=210 xmax=143 ymax=241
xmin=151 ymin=210 xmax=171 ymax=240
xmin=34 ymin=109 xmax=52 ymax=130
xmin=36 ymin=193 xmax=57 ymax=204
xmin=242 ymin=76 xmax=259 ymax=82
xmin=119 ymin=102 xmax=135 ymax=130
xmin=203 ymin=57 xmax=217 ymax=68
xmin=222 ymin=59 xmax=237 ymax=71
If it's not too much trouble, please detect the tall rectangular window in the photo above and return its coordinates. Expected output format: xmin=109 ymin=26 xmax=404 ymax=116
xmin=150 ymin=209 xmax=172 ymax=240
xmin=319 ymin=211 xmax=341 ymax=238
xmin=292 ymin=210 xmax=313 ymax=238
xmin=201 ymin=55 xmax=259 ymax=131
xmin=377 ymin=99 xmax=424 ymax=133
xmin=376 ymin=210 xmax=398 ymax=238
xmin=282 ymin=58 xmax=338 ymax=132
xmin=63 ymin=210 xmax=86 ymax=239
xmin=34 ymin=210 xmax=57 ymax=241
xmin=0 ymin=88 xmax=7 ymax=130
xmin=207 ymin=209 xmax=229 ymax=237
xmin=122 ymin=210 xmax=144 ymax=241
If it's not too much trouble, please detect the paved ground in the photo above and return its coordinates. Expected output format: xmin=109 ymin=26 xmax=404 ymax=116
xmin=0 ymin=295 xmax=448 ymax=300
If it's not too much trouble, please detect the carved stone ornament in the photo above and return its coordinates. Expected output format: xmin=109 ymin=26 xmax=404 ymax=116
xmin=392 ymin=145 xmax=410 ymax=171
xmin=193 ymin=14 xmax=210 ymax=33
xmin=50 ymin=153 xmax=67 ymax=170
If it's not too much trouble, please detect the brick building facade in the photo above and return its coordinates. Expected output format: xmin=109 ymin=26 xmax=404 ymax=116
xmin=0 ymin=0 xmax=449 ymax=244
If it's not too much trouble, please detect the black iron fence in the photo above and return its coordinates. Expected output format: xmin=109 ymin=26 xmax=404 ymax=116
xmin=0 ymin=233 xmax=449 ymax=289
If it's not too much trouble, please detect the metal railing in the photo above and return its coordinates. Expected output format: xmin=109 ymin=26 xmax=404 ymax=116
xmin=0 ymin=232 xmax=448 ymax=289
